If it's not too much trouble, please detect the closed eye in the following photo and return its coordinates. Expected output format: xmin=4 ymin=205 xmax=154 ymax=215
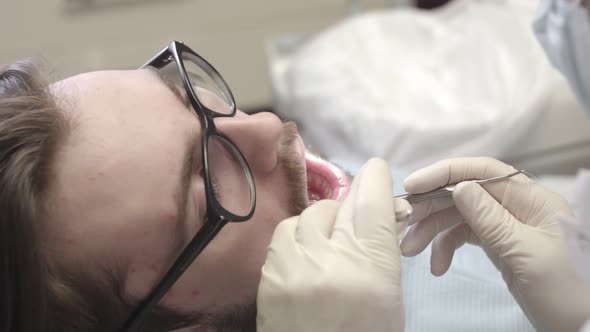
xmin=199 ymin=168 xmax=221 ymax=203
xmin=210 ymin=173 xmax=221 ymax=201
xmin=199 ymin=172 xmax=221 ymax=225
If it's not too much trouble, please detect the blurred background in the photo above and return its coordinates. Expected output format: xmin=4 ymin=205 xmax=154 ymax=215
xmin=0 ymin=0 xmax=444 ymax=111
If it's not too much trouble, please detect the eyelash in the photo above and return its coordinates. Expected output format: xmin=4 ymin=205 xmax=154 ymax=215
xmin=200 ymin=172 xmax=220 ymax=225
xmin=199 ymin=168 xmax=221 ymax=200
xmin=210 ymin=174 xmax=221 ymax=199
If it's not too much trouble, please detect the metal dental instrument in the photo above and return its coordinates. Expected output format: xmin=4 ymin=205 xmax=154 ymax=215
xmin=395 ymin=169 xmax=526 ymax=206
xmin=392 ymin=169 xmax=527 ymax=223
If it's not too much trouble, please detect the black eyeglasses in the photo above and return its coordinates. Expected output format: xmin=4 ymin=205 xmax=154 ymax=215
xmin=120 ymin=41 xmax=256 ymax=332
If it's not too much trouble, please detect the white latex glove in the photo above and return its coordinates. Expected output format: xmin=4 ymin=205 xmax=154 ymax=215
xmin=257 ymin=158 xmax=408 ymax=332
xmin=400 ymin=157 xmax=590 ymax=332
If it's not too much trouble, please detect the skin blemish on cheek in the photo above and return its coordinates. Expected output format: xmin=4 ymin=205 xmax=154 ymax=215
xmin=191 ymin=289 xmax=200 ymax=297
xmin=163 ymin=210 xmax=177 ymax=224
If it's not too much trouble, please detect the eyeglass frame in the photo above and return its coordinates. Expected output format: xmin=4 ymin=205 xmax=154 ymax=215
xmin=119 ymin=41 xmax=256 ymax=332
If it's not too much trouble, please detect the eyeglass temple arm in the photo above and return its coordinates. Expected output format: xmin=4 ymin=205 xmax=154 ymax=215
xmin=140 ymin=46 xmax=173 ymax=69
xmin=120 ymin=219 xmax=227 ymax=332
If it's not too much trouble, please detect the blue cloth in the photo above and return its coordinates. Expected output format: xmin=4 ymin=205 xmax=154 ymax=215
xmin=401 ymin=244 xmax=534 ymax=332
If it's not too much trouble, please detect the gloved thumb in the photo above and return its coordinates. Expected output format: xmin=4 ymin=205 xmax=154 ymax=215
xmin=453 ymin=181 xmax=519 ymax=256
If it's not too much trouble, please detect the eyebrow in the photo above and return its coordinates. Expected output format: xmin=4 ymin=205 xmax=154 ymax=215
xmin=144 ymin=67 xmax=200 ymax=257
xmin=144 ymin=66 xmax=192 ymax=109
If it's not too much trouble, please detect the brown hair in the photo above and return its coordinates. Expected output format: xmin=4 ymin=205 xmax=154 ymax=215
xmin=0 ymin=60 xmax=256 ymax=331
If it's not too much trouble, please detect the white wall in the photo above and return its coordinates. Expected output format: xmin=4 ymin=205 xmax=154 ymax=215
xmin=0 ymin=0 xmax=390 ymax=109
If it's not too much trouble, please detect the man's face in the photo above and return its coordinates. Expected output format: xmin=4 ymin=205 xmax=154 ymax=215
xmin=46 ymin=69 xmax=350 ymax=313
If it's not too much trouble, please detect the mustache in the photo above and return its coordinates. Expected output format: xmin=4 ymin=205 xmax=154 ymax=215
xmin=278 ymin=121 xmax=308 ymax=216
xmin=279 ymin=121 xmax=299 ymax=148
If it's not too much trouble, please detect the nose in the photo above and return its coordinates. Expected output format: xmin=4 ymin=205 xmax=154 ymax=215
xmin=214 ymin=111 xmax=283 ymax=175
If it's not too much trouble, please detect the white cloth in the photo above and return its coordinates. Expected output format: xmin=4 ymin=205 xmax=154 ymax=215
xmin=560 ymin=170 xmax=590 ymax=286
xmin=401 ymin=244 xmax=535 ymax=332
xmin=280 ymin=0 xmax=570 ymax=171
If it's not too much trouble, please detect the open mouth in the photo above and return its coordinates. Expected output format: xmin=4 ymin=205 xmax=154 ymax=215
xmin=293 ymin=134 xmax=351 ymax=205
xmin=305 ymin=153 xmax=351 ymax=204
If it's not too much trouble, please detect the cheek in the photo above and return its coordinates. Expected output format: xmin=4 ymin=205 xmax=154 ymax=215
xmin=125 ymin=264 xmax=161 ymax=300
xmin=212 ymin=198 xmax=292 ymax=281
xmin=154 ymin=215 xmax=281 ymax=309
xmin=122 ymin=209 xmax=183 ymax=299
xmin=138 ymin=178 xmax=295 ymax=308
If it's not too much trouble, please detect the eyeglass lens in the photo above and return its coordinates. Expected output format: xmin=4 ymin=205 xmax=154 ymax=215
xmin=207 ymin=135 xmax=253 ymax=216
xmin=158 ymin=54 xmax=252 ymax=217
xmin=181 ymin=52 xmax=233 ymax=115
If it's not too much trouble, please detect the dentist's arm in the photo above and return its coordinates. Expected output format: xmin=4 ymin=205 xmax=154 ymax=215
xmin=401 ymin=157 xmax=590 ymax=332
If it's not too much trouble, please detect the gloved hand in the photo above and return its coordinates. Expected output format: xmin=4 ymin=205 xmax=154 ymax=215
xmin=400 ymin=157 xmax=590 ymax=332
xmin=257 ymin=158 xmax=408 ymax=332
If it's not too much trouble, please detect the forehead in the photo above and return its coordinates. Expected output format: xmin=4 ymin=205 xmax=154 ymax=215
xmin=52 ymin=69 xmax=192 ymax=143
xmin=51 ymin=69 xmax=170 ymax=113
xmin=46 ymin=69 xmax=196 ymax=259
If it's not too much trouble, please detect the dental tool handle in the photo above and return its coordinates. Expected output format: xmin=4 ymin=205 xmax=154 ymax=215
xmin=395 ymin=169 xmax=525 ymax=205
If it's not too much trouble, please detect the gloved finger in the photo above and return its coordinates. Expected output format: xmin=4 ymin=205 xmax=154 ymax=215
xmin=404 ymin=157 xmax=526 ymax=194
xmin=394 ymin=198 xmax=411 ymax=241
xmin=400 ymin=206 xmax=463 ymax=256
xmin=269 ymin=216 xmax=298 ymax=247
xmin=430 ymin=223 xmax=472 ymax=276
xmin=409 ymin=196 xmax=455 ymax=226
xmin=263 ymin=217 xmax=299 ymax=276
xmin=353 ymin=158 xmax=396 ymax=242
xmin=333 ymin=158 xmax=397 ymax=247
xmin=296 ymin=200 xmax=340 ymax=247
xmin=394 ymin=198 xmax=413 ymax=222
xmin=332 ymin=158 xmax=364 ymax=242
xmin=485 ymin=179 xmax=573 ymax=227
xmin=453 ymin=182 xmax=519 ymax=256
